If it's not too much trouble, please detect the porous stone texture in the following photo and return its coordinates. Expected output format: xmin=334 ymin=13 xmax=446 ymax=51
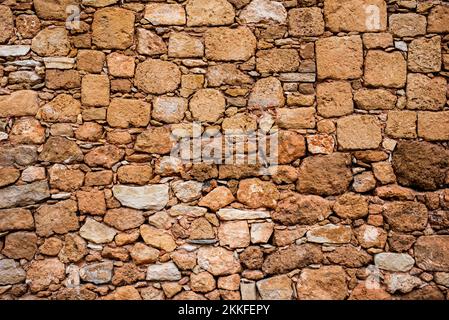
xmin=0 ymin=0 xmax=448 ymax=302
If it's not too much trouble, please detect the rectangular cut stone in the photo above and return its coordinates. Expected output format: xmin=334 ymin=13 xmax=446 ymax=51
xmin=112 ymin=184 xmax=169 ymax=210
xmin=144 ymin=3 xmax=186 ymax=26
xmin=324 ymin=0 xmax=388 ymax=32
xmin=0 ymin=181 xmax=50 ymax=209
xmin=386 ymin=111 xmax=417 ymax=139
xmin=277 ymin=108 xmax=316 ymax=129
xmin=217 ymin=208 xmax=270 ymax=220
xmin=0 ymin=45 xmax=31 ymax=57
xmin=306 ymin=224 xmax=352 ymax=244
xmin=43 ymin=57 xmax=76 ymax=69
xmin=279 ymin=73 xmax=316 ymax=82
xmin=418 ymin=111 xmax=449 ymax=141
xmin=337 ymin=115 xmax=382 ymax=150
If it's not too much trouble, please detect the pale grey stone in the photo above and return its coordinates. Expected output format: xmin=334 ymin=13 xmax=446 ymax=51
xmin=0 ymin=181 xmax=50 ymax=209
xmin=146 ymin=262 xmax=181 ymax=281
xmin=0 ymin=259 xmax=26 ymax=285
xmin=80 ymin=261 xmax=113 ymax=284
xmin=79 ymin=218 xmax=117 ymax=244
xmin=112 ymin=184 xmax=169 ymax=210
xmin=217 ymin=208 xmax=271 ymax=220
xmin=374 ymin=253 xmax=415 ymax=272
xmin=0 ymin=45 xmax=31 ymax=57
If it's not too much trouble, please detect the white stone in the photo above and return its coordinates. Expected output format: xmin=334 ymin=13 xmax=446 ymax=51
xmin=0 ymin=45 xmax=31 ymax=57
xmin=44 ymin=57 xmax=76 ymax=69
xmin=168 ymin=204 xmax=207 ymax=217
xmin=21 ymin=166 xmax=46 ymax=182
xmin=146 ymin=262 xmax=181 ymax=281
xmin=240 ymin=281 xmax=257 ymax=300
xmin=239 ymin=0 xmax=287 ymax=24
xmin=250 ymin=222 xmax=274 ymax=244
xmin=172 ymin=180 xmax=203 ymax=202
xmin=394 ymin=41 xmax=407 ymax=52
xmin=112 ymin=184 xmax=169 ymax=210
xmin=80 ymin=262 xmax=113 ymax=284
xmin=217 ymin=208 xmax=271 ymax=220
xmin=374 ymin=253 xmax=415 ymax=272
xmin=384 ymin=273 xmax=422 ymax=294
xmin=0 ymin=132 xmax=8 ymax=141
xmin=79 ymin=218 xmax=117 ymax=244
xmin=144 ymin=3 xmax=186 ymax=26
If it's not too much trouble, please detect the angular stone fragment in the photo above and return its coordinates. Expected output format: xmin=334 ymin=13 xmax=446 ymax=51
xmin=189 ymin=89 xmax=226 ymax=123
xmin=384 ymin=273 xmax=422 ymax=294
xmin=0 ymin=90 xmax=39 ymax=117
xmin=324 ymin=0 xmax=387 ymax=32
xmin=168 ymin=32 xmax=203 ymax=58
xmin=317 ymin=81 xmax=353 ymax=118
xmin=107 ymin=98 xmax=151 ymax=128
xmin=107 ymin=53 xmax=135 ymax=78
xmin=197 ymin=246 xmax=241 ymax=276
xmin=383 ymin=201 xmax=428 ymax=232
xmin=205 ymin=27 xmax=256 ymax=61
xmin=0 ymin=259 xmax=26 ymax=285
xmin=408 ymin=37 xmax=441 ymax=73
xmin=355 ymin=224 xmax=387 ymax=249
xmin=80 ymin=218 xmax=117 ymax=244
xmin=407 ymin=74 xmax=446 ymax=111
xmin=307 ymin=224 xmax=352 ymax=244
xmin=250 ymin=222 xmax=274 ymax=244
xmin=130 ymin=243 xmax=159 ymax=265
xmin=2 ymin=232 xmax=37 ymax=260
xmin=186 ymin=0 xmax=235 ymax=26
xmin=84 ymin=145 xmax=124 ymax=169
xmin=262 ymin=244 xmax=323 ymax=275
xmin=297 ymin=153 xmax=352 ymax=196
xmin=135 ymin=59 xmax=181 ymax=94
xmin=240 ymin=0 xmax=287 ymax=24
xmin=389 ymin=13 xmax=427 ymax=37
xmin=0 ymin=181 xmax=50 ymax=209
xmin=207 ymin=64 xmax=253 ymax=87
xmin=219 ymin=221 xmax=250 ymax=249
xmin=364 ymin=51 xmax=407 ymax=88
xmin=113 ymin=185 xmax=169 ymax=211
xmin=136 ymin=28 xmax=167 ymax=56
xmin=39 ymin=94 xmax=81 ymax=123
xmin=26 ymin=258 xmax=65 ymax=292
xmin=31 ymin=27 xmax=70 ymax=57
xmin=257 ymin=275 xmax=293 ymax=300
xmin=296 ymin=266 xmax=348 ymax=300
xmin=326 ymin=245 xmax=372 ymax=268
xmin=316 ymin=36 xmax=363 ymax=80
xmin=337 ymin=115 xmax=382 ymax=150
xmin=237 ymin=178 xmax=279 ymax=209
xmin=104 ymin=208 xmax=145 ymax=231
xmin=199 ymin=187 xmax=235 ymax=212
xmin=140 ymin=225 xmax=176 ymax=252
xmin=392 ymin=141 xmax=449 ymax=191
xmin=80 ymin=262 xmax=113 ymax=284
xmin=374 ymin=253 xmax=415 ymax=272
xmin=418 ymin=111 xmax=449 ymax=142
xmin=0 ymin=167 xmax=20 ymax=187
xmin=144 ymin=3 xmax=186 ymax=26
xmin=58 ymin=233 xmax=87 ymax=263
xmin=256 ymin=49 xmax=300 ymax=73
xmin=189 ymin=217 xmax=214 ymax=240
xmin=147 ymin=262 xmax=181 ymax=281
xmin=35 ymin=200 xmax=79 ymax=237
xmin=415 ymin=236 xmax=449 ymax=271
xmin=92 ymin=8 xmax=135 ymax=49
xmin=273 ymin=194 xmax=332 ymax=225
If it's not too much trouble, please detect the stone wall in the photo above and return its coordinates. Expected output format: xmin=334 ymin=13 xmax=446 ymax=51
xmin=0 ymin=0 xmax=449 ymax=300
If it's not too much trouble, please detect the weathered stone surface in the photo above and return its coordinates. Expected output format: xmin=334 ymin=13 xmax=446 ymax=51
xmin=27 ymin=258 xmax=65 ymax=293
xmin=0 ymin=259 xmax=26 ymax=285
xmin=207 ymin=64 xmax=253 ymax=87
xmin=273 ymin=193 xmax=332 ymax=225
xmin=418 ymin=111 xmax=449 ymax=142
xmin=107 ymin=98 xmax=151 ymax=128
xmin=383 ymin=201 xmax=428 ymax=232
xmin=297 ymin=153 xmax=352 ymax=196
xmin=392 ymin=141 xmax=449 ymax=191
xmin=355 ymin=224 xmax=387 ymax=249
xmin=189 ymin=89 xmax=226 ymax=123
xmin=49 ymin=165 xmax=84 ymax=192
xmin=2 ymin=232 xmax=37 ymax=260
xmin=135 ymin=59 xmax=181 ymax=94
xmin=354 ymin=89 xmax=397 ymax=110
xmin=39 ymin=94 xmax=81 ymax=124
xmin=257 ymin=275 xmax=293 ymax=300
xmin=130 ymin=243 xmax=159 ymax=265
xmin=168 ymin=32 xmax=203 ymax=58
xmin=256 ymin=49 xmax=300 ymax=73
xmin=386 ymin=111 xmax=417 ymax=139
xmin=250 ymin=222 xmax=273 ymax=244
xmin=197 ymin=247 xmax=241 ymax=276
xmin=219 ymin=221 xmax=250 ymax=248
xmin=84 ymin=145 xmax=124 ymax=169
xmin=104 ymin=208 xmax=145 ymax=231
xmin=374 ymin=253 xmax=415 ymax=272
xmin=0 ymin=5 xmax=14 ymax=44
xmin=337 ymin=115 xmax=382 ymax=150
xmin=0 ymin=181 xmax=50 ymax=209
xmin=39 ymin=136 xmax=83 ymax=164
xmin=289 ymin=7 xmax=324 ymax=36
xmin=35 ymin=200 xmax=79 ymax=237
xmin=326 ymin=245 xmax=372 ymax=268
xmin=34 ymin=0 xmax=78 ymax=20
xmin=364 ymin=50 xmax=407 ymax=88
xmin=0 ymin=90 xmax=39 ymax=117
xmin=240 ymin=0 xmax=287 ymax=24
xmin=262 ymin=244 xmax=323 ymax=275
xmin=389 ymin=13 xmax=427 ymax=37
xmin=237 ymin=178 xmax=279 ymax=209
xmin=0 ymin=167 xmax=20 ymax=187
xmin=113 ymin=184 xmax=169 ymax=210
xmin=307 ymin=224 xmax=352 ymax=244
xmin=296 ymin=266 xmax=348 ymax=300
xmin=117 ymin=165 xmax=153 ymax=186
xmin=107 ymin=53 xmax=135 ymax=78
xmin=277 ymin=108 xmax=315 ymax=129
xmin=147 ymin=262 xmax=181 ymax=281
xmin=407 ymin=74 xmax=446 ymax=111
xmin=349 ymin=283 xmax=391 ymax=300
xmin=137 ymin=28 xmax=167 ymax=56
xmin=408 ymin=37 xmax=441 ymax=73
xmin=140 ymin=225 xmax=176 ymax=252
xmin=428 ymin=5 xmax=449 ymax=33
xmin=80 ymin=262 xmax=113 ymax=284
xmin=58 ymin=233 xmax=87 ymax=263
xmin=186 ymin=0 xmax=235 ymax=26
xmin=334 ymin=193 xmax=368 ymax=219
xmin=205 ymin=27 xmax=256 ymax=61
xmin=31 ymin=27 xmax=70 ymax=57
xmin=135 ymin=127 xmax=173 ymax=154
xmin=80 ymin=218 xmax=117 ymax=244
xmin=144 ymin=3 xmax=186 ymax=26
xmin=384 ymin=273 xmax=422 ymax=294
xmin=316 ymin=36 xmax=363 ymax=80
xmin=0 ymin=208 xmax=34 ymax=232
xmin=92 ymin=8 xmax=135 ymax=49
xmin=415 ymin=236 xmax=449 ymax=271
xmin=198 ymin=186 xmax=234 ymax=212
xmin=248 ymin=77 xmax=285 ymax=108
xmin=81 ymin=74 xmax=110 ymax=107
xmin=324 ymin=0 xmax=387 ymax=32
xmin=317 ymin=81 xmax=353 ymax=118
xmin=217 ymin=208 xmax=270 ymax=220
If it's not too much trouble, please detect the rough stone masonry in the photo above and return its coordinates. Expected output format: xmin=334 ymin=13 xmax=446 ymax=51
xmin=0 ymin=0 xmax=449 ymax=300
